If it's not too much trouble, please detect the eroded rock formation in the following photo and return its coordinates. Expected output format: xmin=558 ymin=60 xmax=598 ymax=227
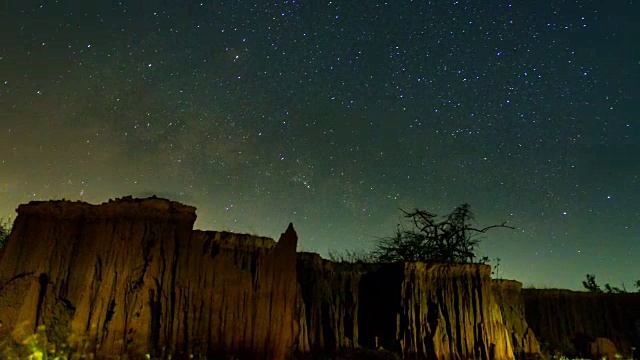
xmin=0 ymin=197 xmax=301 ymax=359
xmin=296 ymin=253 xmax=376 ymax=356
xmin=492 ymin=280 xmax=541 ymax=359
xmin=296 ymin=254 xmax=538 ymax=360
xmin=163 ymin=226 xmax=302 ymax=359
xmin=2 ymin=196 xmax=606 ymax=360
xmin=523 ymin=288 xmax=640 ymax=358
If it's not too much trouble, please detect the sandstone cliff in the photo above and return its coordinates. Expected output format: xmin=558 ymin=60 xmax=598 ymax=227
xmin=395 ymin=262 xmax=513 ymax=360
xmin=492 ymin=280 xmax=541 ymax=359
xmin=0 ymin=197 xmax=301 ymax=360
xmin=296 ymin=255 xmax=534 ymax=360
xmin=523 ymin=288 xmax=640 ymax=358
xmin=164 ymin=226 xmax=301 ymax=359
xmin=296 ymin=252 xmax=377 ymax=356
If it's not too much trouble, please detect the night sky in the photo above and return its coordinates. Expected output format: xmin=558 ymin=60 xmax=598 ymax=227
xmin=1 ymin=1 xmax=638 ymax=290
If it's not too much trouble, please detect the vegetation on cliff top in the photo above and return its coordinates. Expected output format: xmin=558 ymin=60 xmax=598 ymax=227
xmin=331 ymin=203 xmax=514 ymax=265
xmin=582 ymin=273 xmax=640 ymax=293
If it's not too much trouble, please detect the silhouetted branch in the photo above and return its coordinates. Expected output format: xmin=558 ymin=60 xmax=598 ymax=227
xmin=373 ymin=204 xmax=514 ymax=264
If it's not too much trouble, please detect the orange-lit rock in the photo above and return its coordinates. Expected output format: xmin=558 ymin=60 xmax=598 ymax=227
xmin=588 ymin=337 xmax=618 ymax=360
xmin=492 ymin=280 xmax=541 ymax=358
xmin=296 ymin=256 xmax=533 ymax=360
xmin=394 ymin=262 xmax=513 ymax=360
xmin=0 ymin=197 xmax=301 ymax=359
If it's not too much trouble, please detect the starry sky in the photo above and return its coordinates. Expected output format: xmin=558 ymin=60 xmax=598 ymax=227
xmin=1 ymin=1 xmax=638 ymax=290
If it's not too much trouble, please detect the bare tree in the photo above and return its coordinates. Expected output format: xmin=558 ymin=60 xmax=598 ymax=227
xmin=582 ymin=274 xmax=602 ymax=292
xmin=374 ymin=203 xmax=513 ymax=264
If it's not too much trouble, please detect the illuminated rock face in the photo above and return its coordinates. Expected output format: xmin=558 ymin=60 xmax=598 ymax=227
xmin=393 ymin=262 xmax=515 ymax=360
xmin=172 ymin=227 xmax=302 ymax=360
xmin=0 ymin=197 xmax=301 ymax=360
xmin=296 ymin=255 xmax=541 ymax=360
xmin=523 ymin=288 xmax=640 ymax=358
xmin=491 ymin=280 xmax=541 ymax=358
xmin=0 ymin=196 xmax=548 ymax=360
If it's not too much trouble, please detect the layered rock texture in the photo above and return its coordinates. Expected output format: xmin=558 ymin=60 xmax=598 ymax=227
xmin=296 ymin=254 xmax=542 ymax=359
xmin=492 ymin=280 xmax=541 ymax=359
xmin=0 ymin=197 xmax=300 ymax=359
xmin=3 ymin=196 xmax=633 ymax=359
xmin=395 ymin=262 xmax=512 ymax=359
xmin=296 ymin=252 xmax=371 ymax=355
xmin=523 ymin=288 xmax=640 ymax=358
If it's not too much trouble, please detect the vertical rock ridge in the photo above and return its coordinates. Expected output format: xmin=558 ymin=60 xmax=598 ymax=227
xmin=396 ymin=263 xmax=513 ymax=360
xmin=296 ymin=252 xmax=373 ymax=356
xmin=296 ymin=259 xmax=529 ymax=360
xmin=492 ymin=279 xmax=541 ymax=358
